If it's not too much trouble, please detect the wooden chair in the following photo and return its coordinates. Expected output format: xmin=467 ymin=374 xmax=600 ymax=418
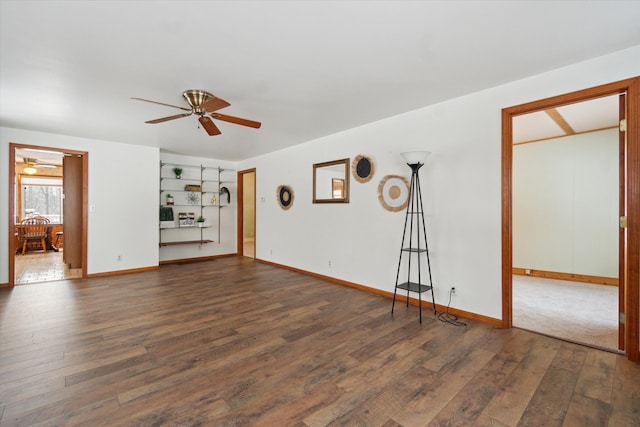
xmin=19 ymin=216 xmax=50 ymax=255
xmin=54 ymin=231 xmax=64 ymax=249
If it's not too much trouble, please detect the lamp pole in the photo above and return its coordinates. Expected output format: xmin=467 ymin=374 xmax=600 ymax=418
xmin=392 ymin=151 xmax=436 ymax=323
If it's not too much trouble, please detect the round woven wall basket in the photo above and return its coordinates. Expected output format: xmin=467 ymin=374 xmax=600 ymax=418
xmin=352 ymin=155 xmax=375 ymax=183
xmin=277 ymin=185 xmax=294 ymax=210
xmin=378 ymin=174 xmax=410 ymax=212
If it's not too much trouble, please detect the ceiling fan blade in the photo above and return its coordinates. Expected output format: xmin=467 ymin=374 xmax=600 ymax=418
xmin=145 ymin=112 xmax=192 ymax=124
xmin=210 ymin=113 xmax=262 ymax=129
xmin=201 ymin=96 xmax=231 ymax=112
xmin=199 ymin=116 xmax=222 ymax=136
xmin=132 ymin=97 xmax=192 ymax=112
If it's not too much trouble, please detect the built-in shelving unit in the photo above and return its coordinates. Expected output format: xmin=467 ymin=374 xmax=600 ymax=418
xmin=159 ymin=162 xmax=234 ymax=247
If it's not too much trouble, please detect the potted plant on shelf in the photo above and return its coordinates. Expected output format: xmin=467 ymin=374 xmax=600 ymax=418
xmin=197 ymin=215 xmax=206 ymax=227
xmin=173 ymin=167 xmax=183 ymax=179
xmin=166 ymin=193 xmax=174 ymax=205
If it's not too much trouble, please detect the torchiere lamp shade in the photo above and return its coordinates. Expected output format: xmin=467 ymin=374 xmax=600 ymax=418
xmin=400 ymin=151 xmax=431 ymax=166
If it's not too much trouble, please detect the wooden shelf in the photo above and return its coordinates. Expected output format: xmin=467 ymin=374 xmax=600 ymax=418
xmin=397 ymin=282 xmax=432 ymax=293
xmin=159 ymin=239 xmax=214 ymax=247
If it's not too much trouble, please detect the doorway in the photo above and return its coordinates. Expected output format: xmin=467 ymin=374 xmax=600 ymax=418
xmin=501 ymin=77 xmax=640 ymax=363
xmin=8 ymin=143 xmax=88 ymax=286
xmin=237 ymin=169 xmax=256 ymax=258
xmin=511 ymin=95 xmax=620 ymax=351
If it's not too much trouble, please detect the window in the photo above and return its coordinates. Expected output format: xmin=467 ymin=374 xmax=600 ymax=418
xmin=21 ymin=176 xmax=63 ymax=223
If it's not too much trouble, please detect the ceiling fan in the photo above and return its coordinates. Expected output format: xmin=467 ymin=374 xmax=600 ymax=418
xmin=21 ymin=157 xmax=57 ymax=174
xmin=132 ymin=89 xmax=261 ymax=136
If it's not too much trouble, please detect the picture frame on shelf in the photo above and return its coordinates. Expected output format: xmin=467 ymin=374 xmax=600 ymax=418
xmin=178 ymin=212 xmax=195 ymax=227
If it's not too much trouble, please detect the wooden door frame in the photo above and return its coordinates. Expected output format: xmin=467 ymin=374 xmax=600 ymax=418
xmin=237 ymin=168 xmax=256 ymax=258
xmin=8 ymin=143 xmax=88 ymax=286
xmin=619 ymin=93 xmax=627 ymax=349
xmin=502 ymin=77 xmax=640 ymax=363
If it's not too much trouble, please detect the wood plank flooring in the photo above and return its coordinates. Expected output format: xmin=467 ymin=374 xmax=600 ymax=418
xmin=1 ymin=257 xmax=638 ymax=426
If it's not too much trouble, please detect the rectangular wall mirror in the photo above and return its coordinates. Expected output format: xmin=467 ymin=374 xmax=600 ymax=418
xmin=313 ymin=158 xmax=350 ymax=203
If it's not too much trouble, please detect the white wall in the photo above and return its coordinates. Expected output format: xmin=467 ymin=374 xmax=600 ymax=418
xmin=513 ymin=129 xmax=619 ymax=277
xmin=0 ymin=133 xmax=237 ymax=282
xmin=158 ymin=153 xmax=237 ymax=262
xmin=1 ymin=127 xmax=160 ymax=280
xmin=239 ymin=45 xmax=640 ymax=321
xmin=2 ymin=46 xmax=637 ymax=319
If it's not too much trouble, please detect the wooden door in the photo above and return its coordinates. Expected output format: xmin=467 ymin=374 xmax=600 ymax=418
xmin=63 ymin=155 xmax=83 ymax=268
xmin=618 ymin=93 xmax=627 ymax=350
xmin=237 ymin=169 xmax=256 ymax=258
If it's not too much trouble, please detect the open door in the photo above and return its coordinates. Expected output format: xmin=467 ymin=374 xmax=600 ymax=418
xmin=63 ymin=155 xmax=84 ymax=269
xmin=618 ymin=93 xmax=627 ymax=350
xmin=8 ymin=143 xmax=88 ymax=286
xmin=502 ymin=77 xmax=640 ymax=363
xmin=511 ymin=95 xmax=620 ymax=352
xmin=237 ymin=169 xmax=256 ymax=258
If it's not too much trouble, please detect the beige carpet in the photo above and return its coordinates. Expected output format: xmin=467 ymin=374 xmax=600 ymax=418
xmin=513 ymin=275 xmax=619 ymax=351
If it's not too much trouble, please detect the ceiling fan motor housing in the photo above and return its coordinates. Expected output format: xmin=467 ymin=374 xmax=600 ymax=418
xmin=183 ymin=89 xmax=214 ymax=114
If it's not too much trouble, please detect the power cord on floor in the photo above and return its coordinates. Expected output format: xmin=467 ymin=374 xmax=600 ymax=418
xmin=437 ymin=288 xmax=467 ymax=327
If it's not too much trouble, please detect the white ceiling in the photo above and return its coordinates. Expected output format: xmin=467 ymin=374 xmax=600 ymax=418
xmin=2 ymin=1 xmax=639 ymax=161
xmin=512 ymin=94 xmax=621 ymax=144
xmin=15 ymin=147 xmax=64 ymax=167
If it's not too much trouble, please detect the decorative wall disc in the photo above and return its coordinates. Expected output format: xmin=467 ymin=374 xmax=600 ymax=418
xmin=186 ymin=192 xmax=200 ymax=205
xmin=277 ymin=185 xmax=294 ymax=210
xmin=352 ymin=155 xmax=375 ymax=183
xmin=378 ymin=174 xmax=410 ymax=212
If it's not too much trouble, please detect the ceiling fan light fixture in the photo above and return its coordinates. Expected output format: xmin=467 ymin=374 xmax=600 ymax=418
xmin=23 ymin=158 xmax=38 ymax=174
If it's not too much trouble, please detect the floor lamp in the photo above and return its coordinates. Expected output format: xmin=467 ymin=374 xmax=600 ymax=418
xmin=392 ymin=150 xmax=436 ymax=323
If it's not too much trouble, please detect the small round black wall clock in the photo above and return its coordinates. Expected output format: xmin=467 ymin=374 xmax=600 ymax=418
xmin=352 ymin=155 xmax=375 ymax=183
xmin=277 ymin=185 xmax=294 ymax=210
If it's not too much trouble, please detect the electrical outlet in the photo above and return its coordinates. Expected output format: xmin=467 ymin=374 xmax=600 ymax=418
xmin=450 ymin=286 xmax=456 ymax=295
xmin=328 ymin=260 xmax=332 ymax=267
xmin=117 ymin=254 xmax=122 ymax=262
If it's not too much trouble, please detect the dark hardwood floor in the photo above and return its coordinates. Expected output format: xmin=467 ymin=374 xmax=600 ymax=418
xmin=1 ymin=257 xmax=638 ymax=426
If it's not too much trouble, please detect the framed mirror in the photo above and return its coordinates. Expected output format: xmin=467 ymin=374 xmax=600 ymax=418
xmin=313 ymin=158 xmax=350 ymax=203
